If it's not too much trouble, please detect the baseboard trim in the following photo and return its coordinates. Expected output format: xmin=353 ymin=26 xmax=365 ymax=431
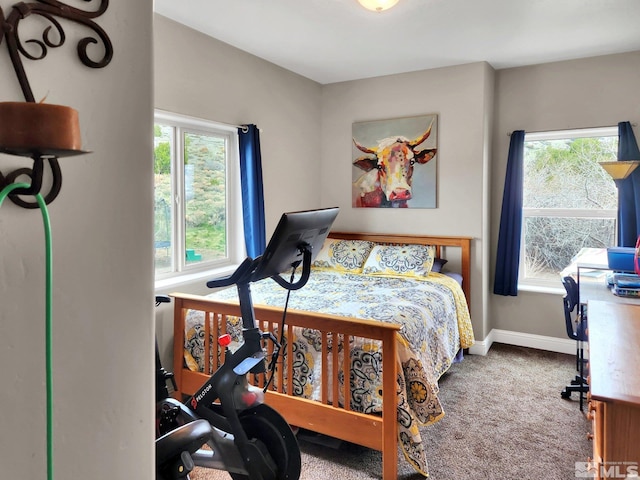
xmin=468 ymin=334 xmax=492 ymax=356
xmin=468 ymin=329 xmax=575 ymax=356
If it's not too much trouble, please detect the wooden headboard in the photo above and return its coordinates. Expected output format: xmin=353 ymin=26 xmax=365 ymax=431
xmin=327 ymin=231 xmax=472 ymax=304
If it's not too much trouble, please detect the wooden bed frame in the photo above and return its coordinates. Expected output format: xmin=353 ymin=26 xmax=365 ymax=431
xmin=171 ymin=232 xmax=472 ymax=480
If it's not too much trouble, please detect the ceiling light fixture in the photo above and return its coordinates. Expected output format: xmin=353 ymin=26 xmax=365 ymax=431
xmin=357 ymin=0 xmax=399 ymax=12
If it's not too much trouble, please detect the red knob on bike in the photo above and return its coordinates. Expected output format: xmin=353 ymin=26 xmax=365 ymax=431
xmin=242 ymin=391 xmax=258 ymax=406
xmin=218 ymin=334 xmax=232 ymax=347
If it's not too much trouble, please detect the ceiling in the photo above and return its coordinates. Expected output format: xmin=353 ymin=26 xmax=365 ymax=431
xmin=153 ymin=0 xmax=640 ymax=85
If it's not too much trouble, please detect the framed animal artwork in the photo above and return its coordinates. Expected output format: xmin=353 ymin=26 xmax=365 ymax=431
xmin=352 ymin=114 xmax=438 ymax=208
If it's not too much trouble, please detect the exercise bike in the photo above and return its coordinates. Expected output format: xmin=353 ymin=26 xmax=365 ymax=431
xmin=155 ymin=258 xmax=301 ymax=480
xmin=155 ymin=207 xmax=339 ymax=480
xmin=155 ymin=295 xmax=213 ymax=480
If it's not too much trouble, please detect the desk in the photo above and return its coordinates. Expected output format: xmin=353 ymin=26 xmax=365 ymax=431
xmin=586 ymin=301 xmax=640 ymax=478
xmin=580 ymin=278 xmax=640 ymax=305
xmin=563 ymin=247 xmax=640 ymax=306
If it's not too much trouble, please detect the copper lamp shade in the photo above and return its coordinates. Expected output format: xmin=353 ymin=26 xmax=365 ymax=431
xmin=599 ymin=160 xmax=640 ymax=180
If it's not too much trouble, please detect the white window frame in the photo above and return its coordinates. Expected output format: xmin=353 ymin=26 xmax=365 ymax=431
xmin=154 ymin=110 xmax=244 ymax=288
xmin=519 ymin=126 xmax=618 ymax=290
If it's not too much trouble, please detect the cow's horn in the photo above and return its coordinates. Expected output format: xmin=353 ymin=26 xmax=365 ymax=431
xmin=353 ymin=138 xmax=377 ymax=155
xmin=409 ymin=120 xmax=434 ymax=148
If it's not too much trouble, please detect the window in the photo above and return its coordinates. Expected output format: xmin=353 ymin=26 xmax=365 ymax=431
xmin=520 ymin=127 xmax=618 ymax=287
xmin=154 ymin=110 xmax=243 ymax=281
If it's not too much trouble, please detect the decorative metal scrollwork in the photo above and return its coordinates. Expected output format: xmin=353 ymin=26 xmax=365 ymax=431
xmin=0 ymin=0 xmax=112 ymax=208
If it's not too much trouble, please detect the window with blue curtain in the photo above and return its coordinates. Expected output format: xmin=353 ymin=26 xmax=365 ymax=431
xmin=616 ymin=121 xmax=640 ymax=247
xmin=494 ymin=130 xmax=525 ymax=296
xmin=238 ymin=124 xmax=266 ymax=258
xmin=153 ymin=110 xmax=242 ymax=281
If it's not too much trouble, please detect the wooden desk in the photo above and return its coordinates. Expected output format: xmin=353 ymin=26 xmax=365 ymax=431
xmin=580 ymin=278 xmax=640 ymax=305
xmin=562 ymin=247 xmax=640 ymax=305
xmin=587 ymin=301 xmax=640 ymax=479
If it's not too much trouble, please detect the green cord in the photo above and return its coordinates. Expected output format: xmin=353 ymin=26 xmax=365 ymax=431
xmin=0 ymin=183 xmax=53 ymax=480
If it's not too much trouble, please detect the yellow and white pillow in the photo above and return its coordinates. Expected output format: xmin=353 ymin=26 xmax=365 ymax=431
xmin=312 ymin=239 xmax=376 ymax=273
xmin=362 ymin=244 xmax=436 ymax=278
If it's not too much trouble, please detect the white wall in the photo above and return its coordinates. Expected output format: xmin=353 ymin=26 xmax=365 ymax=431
xmin=0 ymin=2 xmax=154 ymax=478
xmin=491 ymin=51 xmax=640 ymax=339
xmin=320 ymin=62 xmax=494 ymax=340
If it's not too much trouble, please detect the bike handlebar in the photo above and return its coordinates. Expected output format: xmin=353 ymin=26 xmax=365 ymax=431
xmin=206 ymin=257 xmax=260 ymax=289
xmin=269 ymin=248 xmax=312 ymax=291
xmin=206 ymin=244 xmax=314 ymax=292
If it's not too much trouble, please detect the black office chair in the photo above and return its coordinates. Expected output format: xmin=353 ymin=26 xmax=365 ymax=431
xmin=560 ymin=276 xmax=589 ymax=410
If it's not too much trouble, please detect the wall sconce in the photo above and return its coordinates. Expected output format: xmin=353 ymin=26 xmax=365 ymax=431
xmin=599 ymin=160 xmax=640 ymax=181
xmin=0 ymin=101 xmax=90 ymax=208
xmin=0 ymin=0 xmax=113 ymax=209
xmin=357 ymin=0 xmax=400 ymax=12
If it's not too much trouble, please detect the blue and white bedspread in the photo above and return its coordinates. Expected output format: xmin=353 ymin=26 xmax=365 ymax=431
xmin=184 ymin=268 xmax=474 ymax=477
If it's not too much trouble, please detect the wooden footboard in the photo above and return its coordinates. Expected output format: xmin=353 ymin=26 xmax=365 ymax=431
xmin=171 ymin=292 xmax=401 ymax=480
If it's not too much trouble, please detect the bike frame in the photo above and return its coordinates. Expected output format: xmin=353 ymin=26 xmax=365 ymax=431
xmin=157 ymin=248 xmax=312 ymax=479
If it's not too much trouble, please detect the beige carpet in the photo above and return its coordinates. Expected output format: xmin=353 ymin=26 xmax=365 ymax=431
xmin=189 ymin=343 xmax=591 ymax=479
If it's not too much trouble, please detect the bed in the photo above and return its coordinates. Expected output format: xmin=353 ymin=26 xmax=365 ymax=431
xmin=170 ymin=232 xmax=474 ymax=479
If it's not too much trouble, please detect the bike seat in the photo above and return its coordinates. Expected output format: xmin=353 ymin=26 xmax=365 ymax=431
xmin=155 ymin=295 xmax=171 ymax=304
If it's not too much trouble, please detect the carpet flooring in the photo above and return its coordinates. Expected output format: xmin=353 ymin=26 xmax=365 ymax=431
xmin=189 ymin=343 xmax=591 ymax=479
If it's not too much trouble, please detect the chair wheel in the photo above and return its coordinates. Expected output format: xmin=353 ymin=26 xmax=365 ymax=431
xmin=561 ymin=390 xmax=571 ymax=399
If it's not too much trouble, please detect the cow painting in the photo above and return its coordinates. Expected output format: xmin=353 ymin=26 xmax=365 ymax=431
xmin=352 ymin=117 xmax=437 ymax=208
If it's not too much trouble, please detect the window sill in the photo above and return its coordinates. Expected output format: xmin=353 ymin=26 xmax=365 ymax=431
xmin=518 ymin=283 xmax=564 ymax=295
xmin=155 ymin=264 xmax=240 ymax=292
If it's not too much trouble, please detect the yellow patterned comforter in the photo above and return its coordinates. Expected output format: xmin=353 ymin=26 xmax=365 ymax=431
xmin=184 ymin=268 xmax=474 ymax=477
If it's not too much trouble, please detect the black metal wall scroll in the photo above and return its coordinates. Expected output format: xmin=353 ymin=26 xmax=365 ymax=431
xmin=0 ymin=0 xmax=113 ymax=208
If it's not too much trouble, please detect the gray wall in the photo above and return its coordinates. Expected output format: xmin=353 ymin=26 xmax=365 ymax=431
xmin=154 ymin=15 xmax=640 ymax=351
xmin=153 ymin=23 xmax=494 ymax=343
xmin=0 ymin=9 xmax=632 ymax=477
xmin=5 ymin=7 xmax=634 ymax=480
xmin=320 ymin=62 xmax=494 ymax=341
xmin=491 ymin=51 xmax=640 ymax=340
xmin=0 ymin=1 xmax=154 ymax=478
xmin=154 ymin=15 xmax=323 ymax=237
xmin=153 ymin=15 xmax=323 ymax=363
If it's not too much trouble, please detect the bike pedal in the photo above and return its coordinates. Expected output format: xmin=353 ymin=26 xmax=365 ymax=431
xmin=166 ymin=451 xmax=194 ymax=479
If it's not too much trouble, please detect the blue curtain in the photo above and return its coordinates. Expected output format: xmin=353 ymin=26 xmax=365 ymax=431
xmin=494 ymin=130 xmax=525 ymax=296
xmin=617 ymin=121 xmax=640 ymax=247
xmin=238 ymin=124 xmax=266 ymax=258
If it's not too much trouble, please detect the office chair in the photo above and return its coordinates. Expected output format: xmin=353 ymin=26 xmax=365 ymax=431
xmin=560 ymin=276 xmax=589 ymax=410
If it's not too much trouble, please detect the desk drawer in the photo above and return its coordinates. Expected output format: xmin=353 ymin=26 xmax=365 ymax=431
xmin=588 ymin=400 xmax=603 ymax=469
